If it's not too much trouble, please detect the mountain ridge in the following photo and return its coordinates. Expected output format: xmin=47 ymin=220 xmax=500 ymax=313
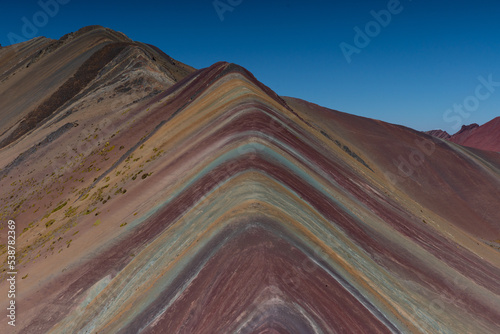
xmin=425 ymin=117 xmax=500 ymax=152
xmin=0 ymin=25 xmax=194 ymax=149
xmin=0 ymin=26 xmax=499 ymax=333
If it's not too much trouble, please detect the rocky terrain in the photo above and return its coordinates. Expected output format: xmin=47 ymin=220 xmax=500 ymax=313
xmin=0 ymin=26 xmax=499 ymax=333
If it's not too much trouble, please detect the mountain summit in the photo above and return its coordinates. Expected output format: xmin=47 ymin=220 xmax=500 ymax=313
xmin=1 ymin=26 xmax=499 ymax=333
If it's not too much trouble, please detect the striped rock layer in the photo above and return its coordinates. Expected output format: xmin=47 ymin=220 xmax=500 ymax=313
xmin=0 ymin=27 xmax=499 ymax=333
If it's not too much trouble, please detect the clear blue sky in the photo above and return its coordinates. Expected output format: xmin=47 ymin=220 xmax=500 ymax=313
xmin=1 ymin=0 xmax=499 ymax=133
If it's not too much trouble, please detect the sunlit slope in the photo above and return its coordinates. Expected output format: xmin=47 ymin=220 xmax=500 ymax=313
xmin=0 ymin=25 xmax=194 ymax=147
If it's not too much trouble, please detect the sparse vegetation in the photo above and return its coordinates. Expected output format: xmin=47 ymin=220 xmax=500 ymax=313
xmin=64 ymin=206 xmax=78 ymax=218
xmin=51 ymin=201 xmax=67 ymax=213
xmin=0 ymin=42 xmax=130 ymax=148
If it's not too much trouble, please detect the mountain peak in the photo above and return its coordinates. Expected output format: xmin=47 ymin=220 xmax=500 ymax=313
xmin=424 ymin=129 xmax=450 ymax=139
xmin=426 ymin=118 xmax=500 ymax=152
xmin=456 ymin=123 xmax=479 ymax=135
xmin=1 ymin=26 xmax=499 ymax=334
xmin=0 ymin=26 xmax=194 ymax=148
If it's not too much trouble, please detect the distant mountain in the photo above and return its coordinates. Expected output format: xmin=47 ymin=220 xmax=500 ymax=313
xmin=424 ymin=129 xmax=450 ymax=139
xmin=426 ymin=117 xmax=500 ymax=152
xmin=450 ymin=118 xmax=500 ymax=152
xmin=1 ymin=26 xmax=499 ymax=334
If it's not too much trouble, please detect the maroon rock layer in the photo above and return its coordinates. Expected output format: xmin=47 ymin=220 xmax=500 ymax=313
xmin=449 ymin=117 xmax=500 ymax=152
xmin=0 ymin=26 xmax=499 ymax=334
xmin=426 ymin=117 xmax=500 ymax=152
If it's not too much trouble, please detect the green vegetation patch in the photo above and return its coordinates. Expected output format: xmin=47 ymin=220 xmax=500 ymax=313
xmin=52 ymin=201 xmax=67 ymax=213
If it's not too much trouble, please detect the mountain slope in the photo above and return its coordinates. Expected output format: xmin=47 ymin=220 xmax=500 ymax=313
xmin=0 ymin=25 xmax=194 ymax=148
xmin=449 ymin=117 xmax=500 ymax=152
xmin=0 ymin=28 xmax=499 ymax=334
xmin=426 ymin=117 xmax=500 ymax=152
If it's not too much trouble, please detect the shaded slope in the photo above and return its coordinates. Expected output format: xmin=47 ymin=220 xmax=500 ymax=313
xmin=285 ymin=97 xmax=500 ymax=240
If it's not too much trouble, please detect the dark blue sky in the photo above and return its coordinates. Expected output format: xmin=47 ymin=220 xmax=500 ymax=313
xmin=1 ymin=0 xmax=499 ymax=133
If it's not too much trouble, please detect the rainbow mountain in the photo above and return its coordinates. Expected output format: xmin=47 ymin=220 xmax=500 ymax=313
xmin=1 ymin=26 xmax=499 ymax=333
